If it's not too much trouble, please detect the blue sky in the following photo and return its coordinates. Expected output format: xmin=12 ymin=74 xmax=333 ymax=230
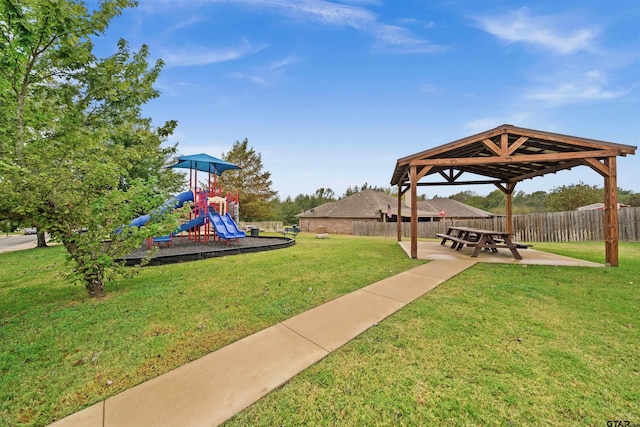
xmin=93 ymin=0 xmax=639 ymax=199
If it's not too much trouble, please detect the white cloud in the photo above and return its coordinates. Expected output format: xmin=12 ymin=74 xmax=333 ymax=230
xmin=188 ymin=0 xmax=445 ymax=55
xmin=231 ymin=0 xmax=375 ymax=28
xmin=526 ymin=83 xmax=628 ymax=104
xmin=334 ymin=0 xmax=382 ymax=5
xmin=266 ymin=55 xmax=301 ymax=71
xmin=464 ymin=118 xmax=503 ymax=134
xmin=228 ymin=72 xmax=269 ymax=85
xmin=418 ymin=83 xmax=440 ymax=94
xmin=524 ymin=70 xmax=629 ymax=105
xmin=465 ymin=112 xmax=535 ymax=134
xmin=229 ymin=55 xmax=302 ymax=86
xmin=474 ymin=7 xmax=599 ymax=54
xmin=161 ymin=41 xmax=268 ymax=66
xmin=165 ymin=16 xmax=203 ymax=33
xmin=373 ymin=24 xmax=447 ymax=54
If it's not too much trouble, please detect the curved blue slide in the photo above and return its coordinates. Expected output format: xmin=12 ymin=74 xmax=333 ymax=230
xmin=208 ymin=212 xmax=246 ymax=239
xmin=222 ymin=213 xmax=246 ymax=237
xmin=176 ymin=214 xmax=205 ymax=234
xmin=129 ymin=191 xmax=194 ymax=228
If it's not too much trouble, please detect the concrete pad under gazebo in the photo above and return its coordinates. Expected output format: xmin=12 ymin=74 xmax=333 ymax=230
xmin=391 ymin=124 xmax=636 ymax=266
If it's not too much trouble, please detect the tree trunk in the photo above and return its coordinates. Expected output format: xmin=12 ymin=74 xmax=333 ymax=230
xmin=36 ymin=231 xmax=48 ymax=247
xmin=86 ymin=279 xmax=105 ymax=298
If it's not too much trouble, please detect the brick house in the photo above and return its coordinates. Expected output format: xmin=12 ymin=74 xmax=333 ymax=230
xmin=297 ymin=189 xmax=494 ymax=234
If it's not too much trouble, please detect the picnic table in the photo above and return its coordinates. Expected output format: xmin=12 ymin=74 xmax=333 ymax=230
xmin=436 ymin=226 xmax=531 ymax=260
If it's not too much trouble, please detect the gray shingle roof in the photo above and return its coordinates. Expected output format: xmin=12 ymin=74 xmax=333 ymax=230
xmin=298 ymin=190 xmax=494 ymax=219
xmin=418 ymin=198 xmax=494 ymax=218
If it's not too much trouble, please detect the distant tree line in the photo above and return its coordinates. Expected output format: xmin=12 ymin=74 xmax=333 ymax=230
xmin=443 ymin=183 xmax=639 ymax=215
xmin=267 ymin=182 xmax=639 ymax=225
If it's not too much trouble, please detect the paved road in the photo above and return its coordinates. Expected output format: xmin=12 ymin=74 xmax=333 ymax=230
xmin=0 ymin=234 xmax=38 ymax=253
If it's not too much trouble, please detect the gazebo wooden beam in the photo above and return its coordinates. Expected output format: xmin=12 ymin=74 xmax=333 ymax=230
xmin=507 ymin=136 xmax=529 ymax=155
xmin=509 ymin=159 xmax=583 ymax=182
xmin=438 ymin=168 xmax=464 ymax=182
xmin=416 ymin=180 xmax=504 ymax=186
xmin=583 ymin=158 xmax=609 ymax=177
xmin=411 ymin=149 xmax=621 ymax=167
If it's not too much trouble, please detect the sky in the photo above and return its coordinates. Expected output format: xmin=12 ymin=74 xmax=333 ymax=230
xmin=92 ymin=0 xmax=639 ymax=199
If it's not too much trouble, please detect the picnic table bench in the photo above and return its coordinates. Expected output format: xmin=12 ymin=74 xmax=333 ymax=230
xmin=435 ymin=232 xmax=477 ymax=249
xmin=438 ymin=226 xmax=531 ymax=259
xmin=281 ymin=226 xmax=300 ymax=238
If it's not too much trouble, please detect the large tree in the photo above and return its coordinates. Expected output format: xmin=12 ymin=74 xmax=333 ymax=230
xmin=218 ymin=138 xmax=278 ymax=221
xmin=0 ymin=0 xmax=184 ymax=297
xmin=545 ymin=182 xmax=603 ymax=212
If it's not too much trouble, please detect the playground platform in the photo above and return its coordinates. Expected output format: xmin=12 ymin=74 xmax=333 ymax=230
xmin=48 ymin=243 xmax=603 ymax=427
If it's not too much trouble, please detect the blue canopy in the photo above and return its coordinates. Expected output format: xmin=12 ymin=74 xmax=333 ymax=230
xmin=169 ymin=153 xmax=240 ymax=176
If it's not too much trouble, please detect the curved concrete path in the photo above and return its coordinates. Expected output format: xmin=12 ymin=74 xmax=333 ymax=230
xmin=49 ymin=242 xmax=601 ymax=426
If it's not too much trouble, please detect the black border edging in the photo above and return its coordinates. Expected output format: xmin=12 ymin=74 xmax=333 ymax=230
xmin=119 ymin=236 xmax=295 ymax=266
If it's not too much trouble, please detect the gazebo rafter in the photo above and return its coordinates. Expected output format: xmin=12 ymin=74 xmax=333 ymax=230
xmin=391 ymin=124 xmax=636 ymax=266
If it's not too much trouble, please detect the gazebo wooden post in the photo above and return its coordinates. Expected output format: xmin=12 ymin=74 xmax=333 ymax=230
xmin=494 ymin=182 xmax=516 ymax=233
xmin=604 ymin=157 xmax=619 ymax=266
xmin=505 ymin=192 xmax=513 ymax=234
xmin=410 ymin=166 xmax=418 ymax=259
xmin=396 ymin=185 xmax=403 ymax=242
xmin=505 ymin=183 xmax=516 ymax=234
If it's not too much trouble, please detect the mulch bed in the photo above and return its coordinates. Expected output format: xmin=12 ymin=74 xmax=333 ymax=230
xmin=120 ymin=235 xmax=294 ymax=266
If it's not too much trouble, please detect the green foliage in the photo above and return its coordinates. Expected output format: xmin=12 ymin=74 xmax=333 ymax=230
xmin=0 ymin=220 xmax=19 ymax=235
xmin=218 ymin=138 xmax=278 ymax=221
xmin=275 ymin=196 xmax=304 ymax=225
xmin=545 ymin=182 xmax=603 ymax=211
xmin=448 ymin=190 xmax=487 ymax=209
xmin=512 ymin=190 xmax=548 ymax=214
xmin=344 ymin=182 xmax=395 ymax=197
xmin=0 ymin=0 xmax=183 ymax=296
xmin=618 ymin=189 xmax=640 ymax=207
xmin=446 ymin=186 xmax=639 ymax=214
xmin=56 ymin=178 xmax=189 ymax=293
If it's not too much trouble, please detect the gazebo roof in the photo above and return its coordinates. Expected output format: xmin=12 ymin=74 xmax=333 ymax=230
xmin=391 ymin=124 xmax=636 ymax=266
xmin=391 ymin=124 xmax=636 ymax=188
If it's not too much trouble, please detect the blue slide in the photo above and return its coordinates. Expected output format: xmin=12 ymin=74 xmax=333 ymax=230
xmin=222 ymin=213 xmax=246 ymax=237
xmin=208 ymin=212 xmax=246 ymax=240
xmin=129 ymin=191 xmax=194 ymax=228
xmin=151 ymin=214 xmax=205 ymax=243
xmin=176 ymin=214 xmax=205 ymax=234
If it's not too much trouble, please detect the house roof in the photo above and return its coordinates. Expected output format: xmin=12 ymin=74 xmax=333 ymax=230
xmin=297 ymin=190 xmax=493 ymax=219
xmin=576 ymin=202 xmax=629 ymax=211
xmin=419 ymin=198 xmax=494 ymax=218
xmin=297 ymin=190 xmax=413 ymax=219
xmin=391 ymin=124 xmax=636 ymax=188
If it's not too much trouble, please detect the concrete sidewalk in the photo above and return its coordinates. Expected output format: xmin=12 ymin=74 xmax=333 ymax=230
xmin=49 ymin=243 xmax=602 ymax=427
xmin=50 ymin=259 xmax=476 ymax=427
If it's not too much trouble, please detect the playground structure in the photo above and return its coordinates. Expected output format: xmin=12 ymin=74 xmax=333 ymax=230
xmin=128 ymin=154 xmax=248 ymax=247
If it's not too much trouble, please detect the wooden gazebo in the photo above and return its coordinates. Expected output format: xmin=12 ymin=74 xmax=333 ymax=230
xmin=390 ymin=124 xmax=636 ymax=266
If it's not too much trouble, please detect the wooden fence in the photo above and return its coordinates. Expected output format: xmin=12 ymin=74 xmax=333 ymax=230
xmin=238 ymin=221 xmax=283 ymax=232
xmin=352 ymin=207 xmax=640 ymax=242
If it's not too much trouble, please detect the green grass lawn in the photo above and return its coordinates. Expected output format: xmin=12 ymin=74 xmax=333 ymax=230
xmin=225 ymin=241 xmax=640 ymax=426
xmin=0 ymin=233 xmax=423 ymax=426
xmin=1 ymin=236 xmax=638 ymax=426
